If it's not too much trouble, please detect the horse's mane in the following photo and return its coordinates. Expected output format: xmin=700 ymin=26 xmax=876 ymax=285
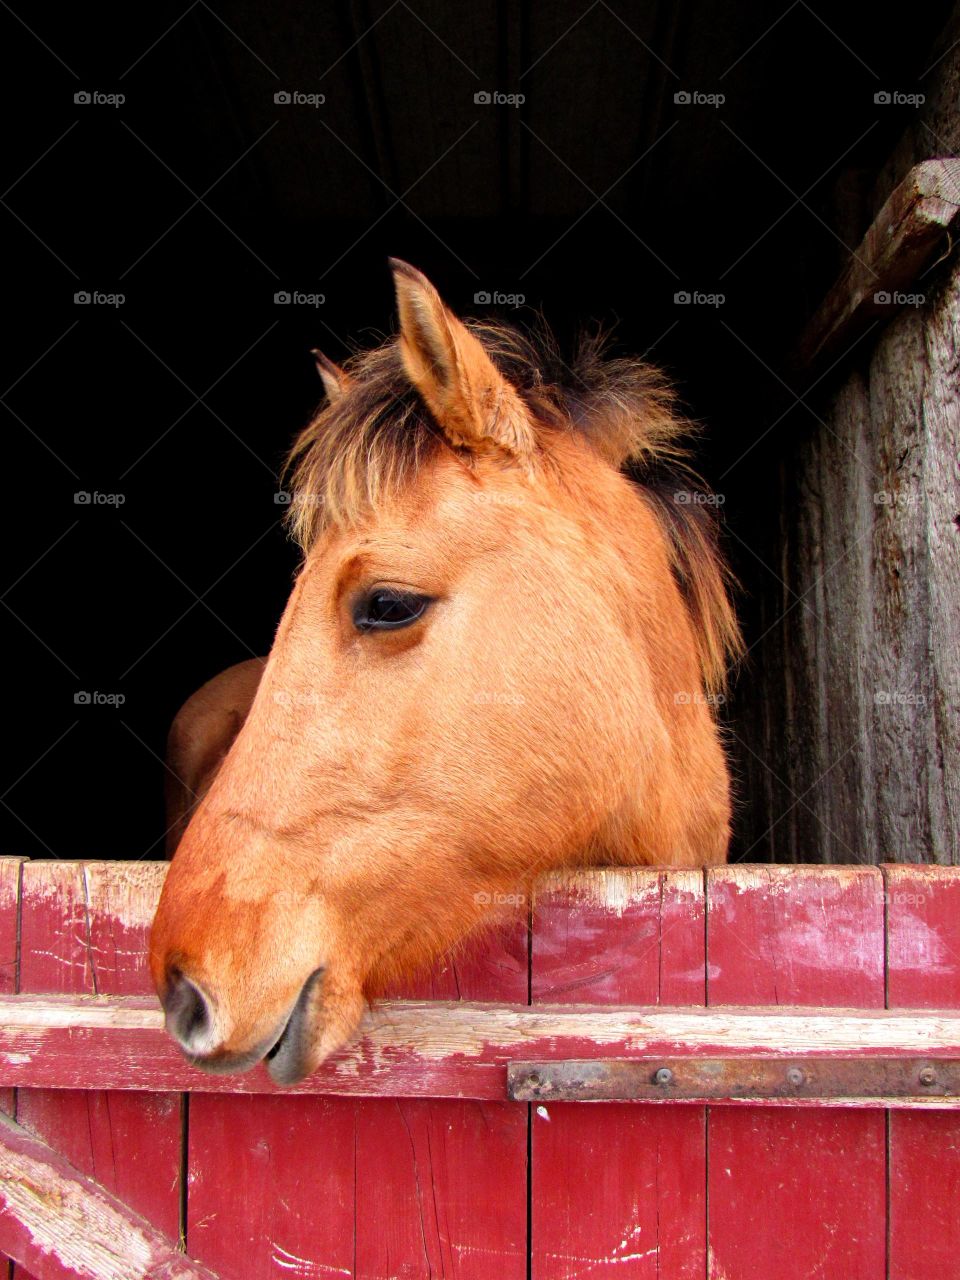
xmin=285 ymin=320 xmax=741 ymax=695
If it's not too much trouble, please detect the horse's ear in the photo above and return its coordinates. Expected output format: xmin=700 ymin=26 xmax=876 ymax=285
xmin=389 ymin=259 xmax=536 ymax=460
xmin=311 ymin=350 xmax=350 ymax=402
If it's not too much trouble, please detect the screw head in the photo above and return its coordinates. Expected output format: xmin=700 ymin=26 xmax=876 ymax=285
xmin=654 ymin=1067 xmax=674 ymax=1086
xmin=786 ymin=1066 xmax=805 ymax=1087
xmin=919 ymin=1066 xmax=936 ymax=1087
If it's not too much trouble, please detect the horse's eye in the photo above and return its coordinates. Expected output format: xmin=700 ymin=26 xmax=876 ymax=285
xmin=353 ymin=588 xmax=433 ymax=633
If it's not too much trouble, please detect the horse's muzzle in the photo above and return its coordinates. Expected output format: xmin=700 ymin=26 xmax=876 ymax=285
xmin=160 ymin=965 xmax=325 ymax=1083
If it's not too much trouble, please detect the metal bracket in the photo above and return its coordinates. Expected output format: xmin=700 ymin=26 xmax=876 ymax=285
xmin=507 ymin=1058 xmax=960 ymax=1104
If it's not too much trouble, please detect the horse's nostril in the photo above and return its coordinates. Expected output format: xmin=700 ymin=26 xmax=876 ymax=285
xmin=163 ymin=968 xmax=213 ymax=1053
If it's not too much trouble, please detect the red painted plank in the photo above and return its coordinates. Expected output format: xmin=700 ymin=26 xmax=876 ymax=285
xmin=0 ymin=859 xmax=23 ymax=1280
xmin=0 ymin=1110 xmax=215 ymax=1280
xmin=189 ymin=920 xmax=529 ymax=1278
xmin=707 ymin=864 xmax=885 ymax=1008
xmin=885 ymin=863 xmax=960 ymax=1008
xmin=188 ymin=1093 xmax=356 ymax=1278
xmin=355 ymin=923 xmax=528 ymax=1280
xmin=16 ymin=863 xmax=181 ymax=1242
xmin=354 ymin=1096 xmax=527 ymax=1278
xmin=531 ymin=868 xmax=707 ymax=1280
xmin=706 ymin=865 xmax=887 ymax=1280
xmin=0 ymin=859 xmax=21 ymax=998
xmin=885 ymin=864 xmax=960 ymax=1279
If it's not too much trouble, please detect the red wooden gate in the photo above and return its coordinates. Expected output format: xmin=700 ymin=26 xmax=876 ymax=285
xmin=0 ymin=858 xmax=958 ymax=1278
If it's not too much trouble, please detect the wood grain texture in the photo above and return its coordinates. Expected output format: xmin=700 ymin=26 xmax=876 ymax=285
xmin=353 ymin=1094 xmax=527 ymax=1279
xmin=794 ymin=159 xmax=960 ymax=372
xmin=530 ymin=869 xmax=706 ymax=1279
xmin=706 ymin=864 xmax=888 ymax=1278
xmin=740 ymin=17 xmax=960 ymax=868
xmin=5 ymin=996 xmax=960 ymax=1099
xmin=16 ymin=862 xmax=182 ymax=1243
xmin=187 ymin=1093 xmax=357 ymax=1279
xmin=0 ymin=1111 xmax=215 ymax=1280
xmin=886 ymin=864 xmax=960 ymax=1278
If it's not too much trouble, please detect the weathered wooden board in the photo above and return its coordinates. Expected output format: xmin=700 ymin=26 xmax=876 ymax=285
xmin=16 ymin=863 xmax=182 ymax=1246
xmin=738 ymin=13 xmax=960 ymax=870
xmin=5 ymin=995 xmax=960 ymax=1101
xmin=0 ymin=1111 xmax=214 ymax=1280
xmin=187 ymin=1093 xmax=357 ymax=1278
xmin=530 ymin=869 xmax=706 ymax=1279
xmin=352 ymin=1092 xmax=527 ymax=1278
xmin=793 ymin=159 xmax=960 ymax=373
xmin=886 ymin=864 xmax=960 ymax=1277
xmin=706 ymin=865 xmax=888 ymax=1278
xmin=746 ymin=178 xmax=960 ymax=864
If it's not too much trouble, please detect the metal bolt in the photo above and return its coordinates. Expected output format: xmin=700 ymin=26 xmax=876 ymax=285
xmin=919 ymin=1066 xmax=936 ymax=1087
xmin=654 ymin=1067 xmax=674 ymax=1086
xmin=786 ymin=1066 xmax=805 ymax=1087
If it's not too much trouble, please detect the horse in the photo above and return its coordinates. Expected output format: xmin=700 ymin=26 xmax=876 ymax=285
xmin=151 ymin=259 xmax=742 ymax=1085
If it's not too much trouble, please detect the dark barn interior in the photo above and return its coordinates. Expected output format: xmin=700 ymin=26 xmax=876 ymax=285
xmin=3 ymin=1 xmax=957 ymax=864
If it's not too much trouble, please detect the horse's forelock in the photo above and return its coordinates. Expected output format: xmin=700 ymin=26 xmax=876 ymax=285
xmin=282 ymin=320 xmax=741 ymax=693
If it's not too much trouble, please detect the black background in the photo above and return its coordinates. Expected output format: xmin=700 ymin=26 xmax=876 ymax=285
xmin=1 ymin=2 xmax=950 ymax=860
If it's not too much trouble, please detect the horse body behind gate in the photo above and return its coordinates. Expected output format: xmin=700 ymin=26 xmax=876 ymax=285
xmin=151 ymin=260 xmax=742 ymax=1084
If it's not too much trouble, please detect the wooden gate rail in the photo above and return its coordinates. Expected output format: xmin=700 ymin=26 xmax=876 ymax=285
xmin=2 ymin=994 xmax=960 ymax=1105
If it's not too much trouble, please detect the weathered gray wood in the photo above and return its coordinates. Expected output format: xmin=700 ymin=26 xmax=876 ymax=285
xmin=794 ymin=160 xmax=960 ymax=373
xmin=743 ymin=12 xmax=960 ymax=866
xmin=923 ymin=287 xmax=960 ymax=852
xmin=763 ymin=261 xmax=959 ymax=864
